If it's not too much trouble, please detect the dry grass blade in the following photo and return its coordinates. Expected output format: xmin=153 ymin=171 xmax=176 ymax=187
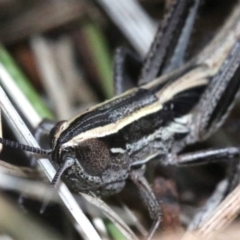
xmin=96 ymin=0 xmax=157 ymax=56
xmin=0 ymin=194 xmax=64 ymax=240
xmin=0 ymin=159 xmax=44 ymax=178
xmin=154 ymin=224 xmax=240 ymax=240
xmin=182 ymin=183 xmax=240 ymax=240
xmin=121 ymin=202 xmax=148 ymax=237
xmin=0 ymin=62 xmax=42 ymax=128
xmin=0 ymin=171 xmax=59 ymax=202
xmin=0 ymin=108 xmax=2 ymax=152
xmin=31 ymin=36 xmax=72 ymax=119
xmin=188 ymin=180 xmax=228 ymax=230
xmin=54 ymin=36 xmax=97 ymax=105
xmin=81 ymin=193 xmax=139 ymax=240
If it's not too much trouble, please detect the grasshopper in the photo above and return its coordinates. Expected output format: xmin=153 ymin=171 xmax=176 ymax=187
xmin=1 ymin=0 xmax=240 ymax=239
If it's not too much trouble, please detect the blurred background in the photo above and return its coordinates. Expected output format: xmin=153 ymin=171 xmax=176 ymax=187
xmin=0 ymin=0 xmax=236 ymax=119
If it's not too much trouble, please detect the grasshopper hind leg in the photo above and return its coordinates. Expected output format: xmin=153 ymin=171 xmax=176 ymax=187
xmin=139 ymin=0 xmax=199 ymax=85
xmin=190 ymin=41 xmax=240 ymax=143
xmin=113 ymin=47 xmax=142 ymax=95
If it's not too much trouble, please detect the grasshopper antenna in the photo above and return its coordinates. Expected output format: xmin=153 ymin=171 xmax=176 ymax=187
xmin=0 ymin=137 xmax=51 ymax=155
xmin=51 ymin=158 xmax=75 ymax=187
xmin=40 ymin=157 xmax=75 ymax=213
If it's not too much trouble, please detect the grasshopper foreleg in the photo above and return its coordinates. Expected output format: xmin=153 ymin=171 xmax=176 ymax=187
xmin=129 ymin=167 xmax=162 ymax=240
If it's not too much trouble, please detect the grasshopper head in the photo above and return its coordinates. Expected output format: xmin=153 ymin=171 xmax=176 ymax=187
xmin=50 ymin=121 xmax=111 ymax=176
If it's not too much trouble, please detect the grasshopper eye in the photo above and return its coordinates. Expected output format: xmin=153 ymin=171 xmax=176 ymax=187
xmin=74 ymin=138 xmax=110 ymax=176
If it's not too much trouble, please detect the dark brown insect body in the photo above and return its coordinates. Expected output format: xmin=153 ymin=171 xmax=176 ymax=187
xmin=1 ymin=1 xmax=240 ymax=239
xmin=49 ymin=76 xmax=205 ymax=196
